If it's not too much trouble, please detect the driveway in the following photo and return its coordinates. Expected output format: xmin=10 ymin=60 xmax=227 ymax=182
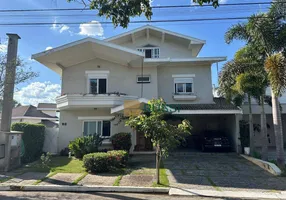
xmin=165 ymin=152 xmax=286 ymax=192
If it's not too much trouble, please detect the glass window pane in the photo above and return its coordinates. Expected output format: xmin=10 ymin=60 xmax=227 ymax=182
xmin=102 ymin=121 xmax=111 ymax=137
xmin=145 ymin=49 xmax=152 ymax=58
xmin=84 ymin=121 xmax=97 ymax=136
xmin=176 ymin=83 xmax=184 ymax=93
xmin=83 ymin=122 xmax=88 ymax=136
xmin=90 ymin=79 xmax=97 ymax=94
xmin=154 ymin=48 xmax=159 ymax=58
xmin=99 ymin=79 xmax=107 ymax=94
xmin=97 ymin=121 xmax=102 ymax=135
xmin=186 ymin=83 xmax=193 ymax=93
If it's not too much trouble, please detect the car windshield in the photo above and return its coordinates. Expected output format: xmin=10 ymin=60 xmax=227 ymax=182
xmin=204 ymin=132 xmax=225 ymax=137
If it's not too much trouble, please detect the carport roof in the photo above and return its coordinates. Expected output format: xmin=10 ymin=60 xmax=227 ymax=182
xmin=168 ymin=98 xmax=240 ymax=111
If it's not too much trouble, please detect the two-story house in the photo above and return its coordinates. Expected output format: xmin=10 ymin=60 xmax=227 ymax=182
xmin=32 ymin=25 xmax=242 ymax=153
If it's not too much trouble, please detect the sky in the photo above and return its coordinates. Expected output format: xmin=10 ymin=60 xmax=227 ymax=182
xmin=0 ymin=0 xmax=271 ymax=105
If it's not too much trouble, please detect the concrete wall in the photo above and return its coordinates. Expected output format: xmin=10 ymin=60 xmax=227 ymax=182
xmin=58 ymin=108 xmax=134 ymax=152
xmin=242 ymin=114 xmax=286 ymax=148
xmin=62 ymin=58 xmax=158 ymax=99
xmin=120 ymin=35 xmax=194 ymax=58
xmin=157 ymin=64 xmax=214 ymax=104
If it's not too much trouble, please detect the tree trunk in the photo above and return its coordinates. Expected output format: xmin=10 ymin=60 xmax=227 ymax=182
xmin=260 ymin=95 xmax=268 ymax=161
xmin=156 ymin=144 xmax=161 ymax=184
xmin=271 ymin=90 xmax=285 ymax=168
xmin=248 ymin=94 xmax=255 ymax=156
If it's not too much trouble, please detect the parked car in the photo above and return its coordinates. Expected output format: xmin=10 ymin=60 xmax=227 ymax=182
xmin=201 ymin=131 xmax=231 ymax=152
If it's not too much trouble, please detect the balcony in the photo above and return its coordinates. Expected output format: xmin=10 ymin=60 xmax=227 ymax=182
xmin=56 ymin=93 xmax=139 ymax=110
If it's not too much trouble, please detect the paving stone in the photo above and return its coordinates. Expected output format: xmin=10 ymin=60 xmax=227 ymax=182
xmin=39 ymin=173 xmax=82 ymax=186
xmin=3 ymin=172 xmax=48 ymax=185
xmin=78 ymin=174 xmax=117 ymax=186
xmin=120 ymin=175 xmax=154 ymax=187
xmin=165 ymin=152 xmax=286 ymax=192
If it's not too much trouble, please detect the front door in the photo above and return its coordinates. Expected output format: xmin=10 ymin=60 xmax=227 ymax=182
xmin=135 ymin=131 xmax=153 ymax=151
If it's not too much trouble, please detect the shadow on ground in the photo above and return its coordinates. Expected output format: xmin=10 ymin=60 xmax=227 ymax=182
xmin=165 ymin=151 xmax=286 ymax=191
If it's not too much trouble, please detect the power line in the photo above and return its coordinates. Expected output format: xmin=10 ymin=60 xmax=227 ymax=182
xmin=0 ymin=16 xmax=275 ymax=26
xmin=0 ymin=1 xmax=283 ymax=13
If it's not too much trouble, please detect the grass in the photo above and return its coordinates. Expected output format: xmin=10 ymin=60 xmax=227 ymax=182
xmin=152 ymin=162 xmax=170 ymax=188
xmin=33 ymin=171 xmax=57 ymax=185
xmin=72 ymin=172 xmax=88 ymax=185
xmin=113 ymin=175 xmax=123 ymax=186
xmin=21 ymin=156 xmax=85 ymax=174
xmin=206 ymin=176 xmax=221 ymax=191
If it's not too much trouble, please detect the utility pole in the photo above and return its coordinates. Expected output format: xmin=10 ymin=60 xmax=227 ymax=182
xmin=0 ymin=33 xmax=21 ymax=172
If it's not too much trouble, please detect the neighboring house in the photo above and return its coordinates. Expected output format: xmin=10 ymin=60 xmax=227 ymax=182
xmin=0 ymin=105 xmax=58 ymax=128
xmin=37 ymin=103 xmax=58 ymax=118
xmin=32 ymin=25 xmax=244 ymax=153
xmin=213 ymin=84 xmax=286 ymax=153
xmin=241 ymin=88 xmax=286 ymax=152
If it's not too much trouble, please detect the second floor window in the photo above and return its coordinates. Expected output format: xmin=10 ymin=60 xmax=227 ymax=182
xmin=174 ymin=78 xmax=194 ymax=94
xmin=137 ymin=48 xmax=160 ymax=58
xmin=89 ymin=78 xmax=107 ymax=94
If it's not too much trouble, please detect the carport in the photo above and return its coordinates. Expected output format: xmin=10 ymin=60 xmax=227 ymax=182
xmin=169 ymin=98 xmax=242 ymax=152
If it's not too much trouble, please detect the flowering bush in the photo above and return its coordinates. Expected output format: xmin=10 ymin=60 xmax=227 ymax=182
xmin=110 ymin=132 xmax=132 ymax=152
xmin=83 ymin=150 xmax=128 ymax=173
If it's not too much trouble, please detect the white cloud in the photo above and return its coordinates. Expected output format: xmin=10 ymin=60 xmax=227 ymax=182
xmin=45 ymin=46 xmax=53 ymax=51
xmin=14 ymin=81 xmax=61 ymax=106
xmin=59 ymin=25 xmax=70 ymax=33
xmin=78 ymin=21 xmax=104 ymax=37
xmin=0 ymin=42 xmax=7 ymax=53
xmin=50 ymin=19 xmax=70 ymax=34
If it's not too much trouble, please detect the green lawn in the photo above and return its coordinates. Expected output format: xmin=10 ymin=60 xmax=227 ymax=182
xmin=20 ymin=156 xmax=85 ymax=173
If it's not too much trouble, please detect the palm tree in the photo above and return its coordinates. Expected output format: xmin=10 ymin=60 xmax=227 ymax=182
xmin=225 ymin=0 xmax=286 ymax=166
xmin=265 ymin=53 xmax=286 ymax=167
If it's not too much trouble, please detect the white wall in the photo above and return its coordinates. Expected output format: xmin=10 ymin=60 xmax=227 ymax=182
xmin=58 ymin=108 xmax=134 ymax=152
xmin=120 ymin=35 xmax=194 ymax=58
xmin=157 ymin=64 xmax=214 ymax=104
xmin=62 ymin=58 xmax=158 ymax=99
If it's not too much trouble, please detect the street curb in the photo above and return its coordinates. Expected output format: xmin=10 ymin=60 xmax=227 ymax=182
xmin=240 ymin=154 xmax=282 ymax=176
xmin=0 ymin=185 xmax=169 ymax=193
xmin=169 ymin=188 xmax=286 ymax=199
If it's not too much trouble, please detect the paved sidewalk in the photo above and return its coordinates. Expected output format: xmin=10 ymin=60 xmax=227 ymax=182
xmin=165 ymin=152 xmax=286 ymax=192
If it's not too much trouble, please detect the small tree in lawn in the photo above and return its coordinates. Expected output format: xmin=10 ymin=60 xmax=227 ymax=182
xmin=126 ymin=98 xmax=191 ymax=184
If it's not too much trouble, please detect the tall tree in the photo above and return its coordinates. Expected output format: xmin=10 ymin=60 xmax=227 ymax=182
xmin=218 ymin=57 xmax=266 ymax=156
xmin=225 ymin=0 xmax=286 ymax=166
xmin=0 ymin=54 xmax=38 ymax=96
xmin=126 ymin=98 xmax=191 ymax=184
xmin=67 ymin=0 xmax=220 ymax=28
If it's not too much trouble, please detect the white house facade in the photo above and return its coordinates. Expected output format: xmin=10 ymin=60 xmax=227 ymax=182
xmin=32 ymin=25 xmax=244 ymax=153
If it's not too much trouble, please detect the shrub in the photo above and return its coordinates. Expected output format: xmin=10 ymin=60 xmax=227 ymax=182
xmin=68 ymin=135 xmax=103 ymax=159
xmin=110 ymin=132 xmax=132 ymax=152
xmin=83 ymin=150 xmax=128 ymax=173
xmin=11 ymin=122 xmax=45 ymax=164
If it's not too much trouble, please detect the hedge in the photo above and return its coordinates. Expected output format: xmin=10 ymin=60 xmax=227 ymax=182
xmin=83 ymin=150 xmax=128 ymax=173
xmin=110 ymin=132 xmax=132 ymax=152
xmin=11 ymin=122 xmax=45 ymax=163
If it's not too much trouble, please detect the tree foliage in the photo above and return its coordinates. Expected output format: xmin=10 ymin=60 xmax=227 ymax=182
xmin=265 ymin=53 xmax=286 ymax=97
xmin=67 ymin=0 xmax=220 ymax=28
xmin=0 ymin=54 xmax=38 ymax=96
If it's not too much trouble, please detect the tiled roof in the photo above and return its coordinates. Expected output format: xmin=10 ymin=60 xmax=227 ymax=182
xmin=2 ymin=105 xmax=58 ymax=119
xmin=37 ymin=103 xmax=57 ymax=109
xmin=168 ymin=98 xmax=240 ymax=111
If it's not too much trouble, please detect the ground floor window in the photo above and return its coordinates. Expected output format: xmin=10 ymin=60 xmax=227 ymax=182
xmin=83 ymin=120 xmax=111 ymax=137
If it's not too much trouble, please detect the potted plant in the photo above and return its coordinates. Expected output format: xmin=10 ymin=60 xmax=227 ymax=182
xmin=239 ymin=120 xmax=250 ymax=155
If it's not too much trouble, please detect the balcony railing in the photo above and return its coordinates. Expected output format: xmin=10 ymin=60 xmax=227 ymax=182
xmin=56 ymin=92 xmax=139 ymax=110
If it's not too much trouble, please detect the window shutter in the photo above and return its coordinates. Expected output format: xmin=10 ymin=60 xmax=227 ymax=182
xmin=99 ymin=79 xmax=107 ymax=94
xmin=174 ymin=78 xmax=193 ymax=84
xmin=102 ymin=121 xmax=111 ymax=137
